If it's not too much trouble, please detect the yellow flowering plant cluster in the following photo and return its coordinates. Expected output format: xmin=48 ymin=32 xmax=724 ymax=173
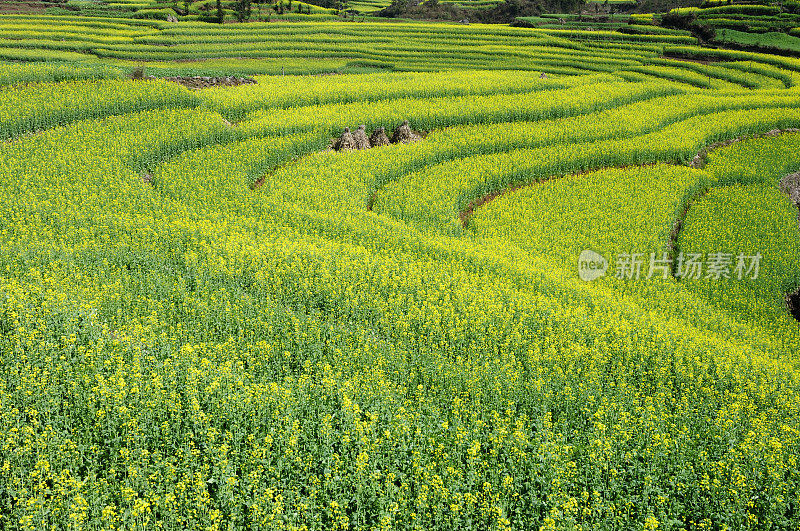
xmin=201 ymin=70 xmax=577 ymax=122
xmin=678 ymin=133 xmax=800 ymax=338
xmin=0 ymin=79 xmax=198 ymax=140
xmin=1 ymin=26 xmax=800 ymax=530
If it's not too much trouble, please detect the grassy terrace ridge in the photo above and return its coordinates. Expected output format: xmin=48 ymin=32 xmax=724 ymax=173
xmin=0 ymin=14 xmax=705 ymax=77
xmin=661 ymin=2 xmax=800 ymax=57
xmin=1 ymin=9 xmax=800 ymax=531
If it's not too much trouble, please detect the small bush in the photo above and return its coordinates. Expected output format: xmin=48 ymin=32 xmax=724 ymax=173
xmin=661 ymin=10 xmax=697 ymax=30
xmin=692 ymin=22 xmax=716 ymax=42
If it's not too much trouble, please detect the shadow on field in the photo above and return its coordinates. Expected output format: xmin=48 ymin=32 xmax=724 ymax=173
xmin=786 ymin=289 xmax=800 ymax=322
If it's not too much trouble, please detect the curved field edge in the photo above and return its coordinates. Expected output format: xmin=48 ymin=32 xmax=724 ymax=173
xmin=371 ymin=106 xmax=800 ymax=232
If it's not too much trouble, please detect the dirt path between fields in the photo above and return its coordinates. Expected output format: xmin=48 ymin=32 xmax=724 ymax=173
xmin=137 ymin=75 xmax=257 ymax=89
xmin=667 ymin=185 xmax=709 ymax=278
xmin=251 ymin=157 xmax=304 ymax=190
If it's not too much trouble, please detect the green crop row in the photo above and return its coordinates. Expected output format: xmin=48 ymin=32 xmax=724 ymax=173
xmin=642 ymin=57 xmax=787 ymax=89
xmin=715 ymin=29 xmax=800 ymax=54
xmin=0 ymin=79 xmax=198 ymax=140
xmin=0 ymin=47 xmax=95 ymax=62
xmin=337 ymin=91 xmax=800 ymax=198
xmin=0 ymin=21 xmax=157 ymax=38
xmin=0 ymin=13 xmax=167 ymax=28
xmin=705 ymin=16 xmax=799 ymax=33
xmin=533 ymin=27 xmax=698 ymax=45
xmin=239 ymin=79 xmax=680 ymax=138
xmin=200 ymin=69 xmax=580 ymax=121
xmin=0 ymin=61 xmax=127 ymax=87
xmin=374 ymin=106 xmax=800 ymax=230
xmin=665 ymin=44 xmax=800 ymax=72
xmin=698 ymin=3 xmax=781 ymax=16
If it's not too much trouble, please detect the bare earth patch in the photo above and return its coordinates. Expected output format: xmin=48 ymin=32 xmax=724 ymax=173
xmin=0 ymin=1 xmax=50 ymax=13
xmin=143 ymin=75 xmax=257 ymax=89
xmin=786 ymin=289 xmax=800 ymax=322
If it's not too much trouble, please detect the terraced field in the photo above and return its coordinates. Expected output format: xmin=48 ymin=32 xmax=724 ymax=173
xmin=666 ymin=3 xmax=800 ymax=56
xmin=1 ymin=13 xmax=800 ymax=531
xmin=5 ymin=13 xmax=800 ymax=80
xmin=0 ymin=14 xmax=701 ymax=76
